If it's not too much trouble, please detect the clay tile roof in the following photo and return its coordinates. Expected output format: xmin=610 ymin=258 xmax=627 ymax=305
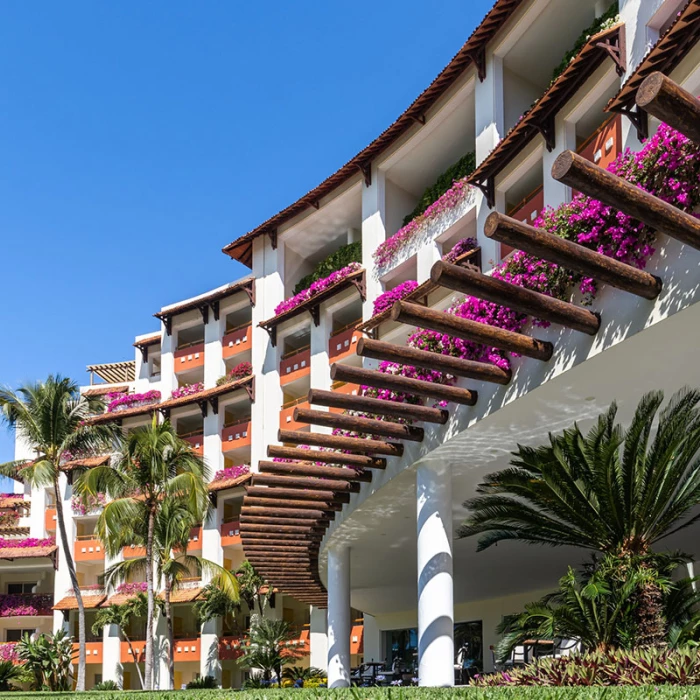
xmin=86 ymin=403 xmax=159 ymax=426
xmin=133 ymin=334 xmax=161 ymax=349
xmin=155 ymin=277 xmax=255 ymax=321
xmin=53 ymin=594 xmax=106 ymax=611
xmin=0 ymin=496 xmax=28 ymax=509
xmin=607 ymin=0 xmax=700 ymax=114
xmin=469 ymin=22 xmax=624 ymax=191
xmin=159 ymin=587 xmax=203 ymax=603
xmin=222 ymin=0 xmax=526 ymax=267
xmin=60 ymin=454 xmax=111 ymax=472
xmin=83 ymin=385 xmax=129 ymax=398
xmin=0 ymin=544 xmax=57 ymax=560
xmin=208 ymin=472 xmax=252 ymax=493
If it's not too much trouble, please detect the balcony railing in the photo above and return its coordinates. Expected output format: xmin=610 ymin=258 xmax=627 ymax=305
xmin=178 ymin=430 xmax=204 ymax=455
xmin=578 ymin=114 xmax=622 ymax=171
xmin=329 ymin=381 xmax=361 ymax=412
xmin=280 ymin=397 xmax=310 ymax=430
xmin=220 ymin=520 xmax=241 ymax=546
xmin=173 ymin=636 xmax=200 ymax=662
xmin=219 ymin=635 xmax=245 ymax=660
xmin=174 ymin=343 xmax=205 ymax=373
xmin=221 ymin=418 xmax=251 ymax=450
xmin=329 ymin=321 xmax=363 ymax=361
xmin=503 ymin=185 xmax=545 ymax=259
xmin=222 ymin=323 xmax=252 ymax=358
xmin=280 ymin=346 xmax=310 ymax=385
xmin=72 ymin=641 xmax=103 ymax=664
xmin=74 ymin=536 xmax=104 ymax=561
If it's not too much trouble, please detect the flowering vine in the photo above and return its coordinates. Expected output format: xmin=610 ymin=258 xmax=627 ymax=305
xmin=0 ymin=643 xmax=18 ymax=662
xmin=442 ymin=237 xmax=478 ymax=264
xmin=0 ymin=593 xmax=53 ymax=617
xmin=372 ymin=281 xmax=419 ymax=316
xmin=116 ymin=582 xmax=148 ymax=596
xmin=274 ymin=262 xmax=363 ymax=316
xmin=107 ymin=390 xmax=161 ymax=413
xmin=216 ymin=362 xmax=253 ymax=386
xmin=71 ymin=492 xmax=106 ymax=516
xmin=0 ymin=537 xmax=55 ymax=549
xmin=213 ymin=464 xmax=250 ymax=483
xmin=171 ymin=382 xmax=204 ymax=400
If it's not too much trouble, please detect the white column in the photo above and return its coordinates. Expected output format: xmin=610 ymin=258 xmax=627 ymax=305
xmin=310 ymin=606 xmax=328 ymax=671
xmin=416 ymin=461 xmax=454 ymax=687
xmin=28 ymin=486 xmax=47 ymax=538
xmin=155 ymin=614 xmax=169 ymax=690
xmin=204 ymin=311 xmax=225 ymax=388
xmin=310 ymin=307 xmax=332 ymax=398
xmin=362 ymin=614 xmax=382 ymax=665
xmin=327 ymin=545 xmax=351 ymax=688
xmin=361 ymin=166 xmax=386 ymax=321
xmin=543 ymin=116 xmax=576 ymax=208
xmin=53 ymin=474 xmax=75 ymax=635
xmin=416 ymin=239 xmax=442 ymax=285
xmin=159 ymin=323 xmax=176 ymax=399
xmin=102 ymin=623 xmax=122 ymax=686
xmin=201 ymin=497 xmax=224 ymax=681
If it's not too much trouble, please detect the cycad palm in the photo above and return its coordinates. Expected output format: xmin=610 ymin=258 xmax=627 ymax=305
xmin=80 ymin=416 xmax=210 ymax=690
xmin=459 ymin=388 xmax=700 ymax=645
xmin=240 ymin=618 xmax=302 ymax=682
xmin=0 ymin=376 xmax=115 ymax=691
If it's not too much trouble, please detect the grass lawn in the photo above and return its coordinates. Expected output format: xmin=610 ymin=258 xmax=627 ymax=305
xmin=0 ymin=688 xmax=697 ymax=699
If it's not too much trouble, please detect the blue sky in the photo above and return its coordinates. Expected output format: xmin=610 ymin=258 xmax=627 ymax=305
xmin=0 ymin=0 xmax=493 ymax=463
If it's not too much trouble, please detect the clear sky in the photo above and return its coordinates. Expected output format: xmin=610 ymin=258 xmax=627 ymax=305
xmin=0 ymin=0 xmax=494 ymax=463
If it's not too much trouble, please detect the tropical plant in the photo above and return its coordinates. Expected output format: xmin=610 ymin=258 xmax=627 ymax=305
xmin=0 ymin=659 xmax=27 ymax=691
xmin=240 ymin=619 xmax=303 ymax=682
xmin=80 ymin=416 xmax=211 ymax=690
xmin=293 ymin=241 xmax=362 ymax=296
xmin=92 ymin=679 xmax=120 ymax=690
xmin=282 ymin=666 xmax=325 ymax=681
xmin=458 ymin=388 xmax=700 ymax=647
xmin=186 ymin=675 xmax=219 ymax=689
xmin=194 ymin=583 xmax=241 ymax=632
xmin=0 ymin=376 xmax=115 ymax=691
xmin=235 ymin=560 xmax=271 ymax=619
xmin=91 ymin=594 xmax=154 ymax=689
xmin=16 ymin=630 xmax=74 ymax=691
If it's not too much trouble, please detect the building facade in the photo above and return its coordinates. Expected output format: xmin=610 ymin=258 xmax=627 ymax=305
xmin=8 ymin=0 xmax=700 ymax=688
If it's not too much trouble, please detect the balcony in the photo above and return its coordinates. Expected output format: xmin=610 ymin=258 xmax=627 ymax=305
xmin=174 ymin=342 xmax=205 ymax=374
xmin=280 ymin=398 xmax=309 ymax=431
xmin=329 ymin=381 xmax=361 ymax=413
xmin=280 ymin=346 xmax=310 ymax=386
xmin=122 ymin=544 xmax=146 ymax=559
xmin=173 ymin=636 xmax=200 ymax=662
xmin=179 ymin=430 xmax=204 ymax=456
xmin=222 ymin=324 xmax=252 ymax=359
xmin=0 ymin=593 xmax=53 ymax=617
xmin=74 ymin=535 xmax=104 ymax=562
xmin=44 ymin=508 xmax=56 ymax=532
xmin=187 ymin=526 xmax=202 ymax=551
xmin=219 ymin=635 xmax=244 ymax=660
xmin=221 ymin=419 xmax=251 ymax=451
xmin=328 ymin=321 xmax=362 ymax=362
xmin=72 ymin=641 xmax=102 ymax=664
xmin=121 ymin=640 xmax=146 ymax=664
xmin=502 ymin=185 xmax=544 ymax=259
xmin=220 ymin=520 xmax=241 ymax=547
xmin=578 ymin=114 xmax=622 ymax=171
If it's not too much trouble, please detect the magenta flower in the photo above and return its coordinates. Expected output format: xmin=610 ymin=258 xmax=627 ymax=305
xmin=373 ymin=280 xmax=419 ymax=316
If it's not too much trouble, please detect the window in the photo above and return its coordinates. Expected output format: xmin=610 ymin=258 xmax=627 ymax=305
xmin=6 ymin=629 xmax=33 ymax=642
xmin=7 ymin=583 xmax=34 ymax=594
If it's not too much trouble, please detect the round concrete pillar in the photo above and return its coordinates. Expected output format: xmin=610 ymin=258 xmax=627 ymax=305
xmin=327 ymin=545 xmax=351 ymax=688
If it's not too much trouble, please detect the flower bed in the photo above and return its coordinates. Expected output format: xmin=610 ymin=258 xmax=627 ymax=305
xmin=362 ymin=122 xmax=700 ymax=405
xmin=106 ymin=390 xmax=161 ymax=413
xmin=216 ymin=362 xmax=253 ymax=386
xmin=274 ymin=262 xmax=362 ymax=316
xmin=212 ymin=465 xmax=250 ymax=484
xmin=115 ymin=582 xmax=148 ymax=596
xmin=71 ymin=492 xmax=106 ymax=516
xmin=171 ymin=382 xmax=204 ymax=400
xmin=374 ymin=179 xmax=474 ymax=269
xmin=372 ymin=281 xmax=419 ymax=316
xmin=0 ymin=537 xmax=54 ymax=549
xmin=0 ymin=593 xmax=53 ymax=617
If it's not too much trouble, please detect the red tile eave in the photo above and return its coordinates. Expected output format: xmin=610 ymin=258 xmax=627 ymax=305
xmin=221 ymin=0 xmax=526 ymax=267
xmin=0 ymin=545 xmax=57 ymax=560
xmin=83 ymin=385 xmax=129 ymax=398
xmin=208 ymin=472 xmax=252 ymax=493
xmin=469 ymin=23 xmax=623 ymax=186
xmin=607 ymin=0 xmax=700 ymax=113
xmin=60 ymin=455 xmax=110 ymax=472
xmin=154 ymin=277 xmax=255 ymax=321
xmin=53 ymin=594 xmax=106 ymax=611
xmin=133 ymin=334 xmax=161 ymax=349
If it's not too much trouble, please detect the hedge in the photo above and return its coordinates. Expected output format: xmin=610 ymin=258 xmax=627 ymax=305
xmin=0 ymin=687 xmax=697 ymax=699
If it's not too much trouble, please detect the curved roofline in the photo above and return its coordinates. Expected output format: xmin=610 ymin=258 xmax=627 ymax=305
xmin=222 ymin=0 xmax=526 ymax=267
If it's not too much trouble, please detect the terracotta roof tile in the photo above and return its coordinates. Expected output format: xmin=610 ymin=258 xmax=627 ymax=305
xmin=53 ymin=594 xmax=106 ymax=611
xmin=0 ymin=545 xmax=57 ymax=560
xmin=159 ymin=587 xmax=203 ymax=604
xmin=61 ymin=455 xmax=111 ymax=472
xmin=155 ymin=277 xmax=255 ymax=320
xmin=83 ymin=385 xmax=129 ymax=398
xmin=0 ymin=496 xmax=28 ymax=509
xmin=133 ymin=334 xmax=161 ymax=349
xmin=208 ymin=472 xmax=252 ymax=493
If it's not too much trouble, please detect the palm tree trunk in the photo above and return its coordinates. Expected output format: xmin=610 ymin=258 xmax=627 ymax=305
xmin=53 ymin=477 xmax=86 ymax=692
xmin=164 ymin=579 xmax=175 ymax=690
xmin=123 ymin=632 xmax=146 ymax=689
xmin=144 ymin=507 xmax=155 ymax=690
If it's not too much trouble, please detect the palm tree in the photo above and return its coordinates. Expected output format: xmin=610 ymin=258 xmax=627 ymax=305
xmin=80 ymin=416 xmax=210 ymax=690
xmin=235 ymin=561 xmax=271 ymax=620
xmin=458 ymin=388 xmax=700 ymax=646
xmin=0 ymin=376 xmax=115 ymax=691
xmin=91 ymin=594 xmax=152 ymax=689
xmin=240 ymin=618 xmax=304 ymax=683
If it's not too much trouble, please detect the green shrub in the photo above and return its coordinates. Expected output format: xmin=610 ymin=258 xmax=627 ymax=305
xmin=186 ymin=675 xmax=219 ymax=689
xmin=92 ymin=680 xmax=120 ymax=691
xmin=401 ymin=151 xmax=476 ymax=227
xmin=293 ymin=241 xmax=362 ymax=295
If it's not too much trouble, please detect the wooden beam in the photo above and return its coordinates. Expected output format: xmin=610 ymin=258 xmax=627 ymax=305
xmin=294 ymin=408 xmax=424 ymax=442
xmin=242 ymin=506 xmax=329 ymax=520
xmin=253 ymin=473 xmax=360 ymax=493
xmin=243 ymin=496 xmax=341 ymax=512
xmin=356 ymin=338 xmax=512 ymax=385
xmin=246 ymin=486 xmax=349 ymax=503
xmin=390 ymin=300 xmax=553 ymax=362
xmin=240 ymin=515 xmax=331 ymax=527
xmin=431 ymin=260 xmax=600 ymax=335
xmin=484 ymin=212 xmax=662 ymax=300
xmin=308 ymin=388 xmax=449 ymax=424
xmin=242 ymin=545 xmax=317 ymax=553
xmin=636 ymin=72 xmax=700 ymax=145
xmin=279 ymin=429 xmax=403 ymax=457
xmin=331 ymin=362 xmax=479 ymax=405
xmin=242 ymin=532 xmax=322 ymax=541
xmin=552 ymin=150 xmax=700 ymax=251
xmin=259 ymin=460 xmax=371 ymax=482
xmin=240 ymin=524 xmax=324 ymax=535
xmin=268 ymin=444 xmax=386 ymax=469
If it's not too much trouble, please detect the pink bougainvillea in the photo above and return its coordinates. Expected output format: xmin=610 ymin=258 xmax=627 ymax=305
xmin=373 ymin=178 xmax=473 ymax=268
xmin=217 ymin=361 xmax=253 ymax=386
xmin=107 ymin=390 xmax=161 ymax=413
xmin=372 ymin=281 xmax=419 ymax=316
xmin=116 ymin=582 xmax=148 ymax=595
xmin=0 ymin=593 xmax=53 ymax=617
xmin=171 ymin=382 xmax=204 ymax=400
xmin=442 ymin=237 xmax=478 ymax=264
xmin=71 ymin=492 xmax=106 ymax=516
xmin=0 ymin=643 xmax=18 ymax=661
xmin=274 ymin=262 xmax=362 ymax=316
xmin=213 ymin=464 xmax=250 ymax=483
xmin=0 ymin=537 xmax=55 ymax=549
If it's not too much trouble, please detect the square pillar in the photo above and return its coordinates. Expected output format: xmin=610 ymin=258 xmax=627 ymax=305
xmin=416 ymin=461 xmax=454 ymax=687
xmin=327 ymin=545 xmax=351 ymax=687
xmin=361 ymin=167 xmax=386 ymax=321
xmin=362 ymin=614 xmax=382 ymax=665
xmin=543 ymin=116 xmax=577 ymax=208
xmin=310 ymin=605 xmax=328 ymax=671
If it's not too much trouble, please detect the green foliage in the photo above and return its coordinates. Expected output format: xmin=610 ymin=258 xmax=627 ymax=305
xmin=473 ymin=646 xmax=700 ymax=686
xmin=92 ymin=680 xmax=120 ymax=690
xmin=401 ymin=151 xmax=476 ymax=227
xmin=193 ymin=583 xmax=240 ymax=627
xmin=240 ymin=619 xmax=303 ymax=681
xmin=281 ymin=666 xmax=325 ymax=681
xmin=186 ymin=676 xmax=219 ymax=689
xmin=0 ymin=660 xmax=26 ymax=691
xmin=16 ymin=631 xmax=74 ymax=691
xmin=550 ymin=2 xmax=619 ymax=83
xmin=293 ymin=241 xmax=362 ymax=295
xmin=235 ymin=560 xmax=271 ymax=617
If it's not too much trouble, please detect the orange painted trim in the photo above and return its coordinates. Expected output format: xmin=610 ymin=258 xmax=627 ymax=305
xmin=218 ymin=635 xmax=244 ymax=660
xmin=74 ymin=538 xmax=104 ymax=562
xmin=503 ymin=186 xmax=544 ymax=259
xmin=222 ymin=325 xmax=252 ymax=359
xmin=73 ymin=641 xmax=103 ymax=664
xmin=280 ymin=401 xmax=309 ymax=431
xmin=221 ymin=421 xmax=251 ymax=450
xmin=45 ymin=508 xmax=57 ymax=532
xmin=173 ymin=637 xmax=200 ymax=662
xmin=122 ymin=545 xmax=146 ymax=558
xmin=183 ymin=434 xmax=204 ymax=455
xmin=174 ymin=343 xmax=205 ymax=373
xmin=329 ymin=328 xmax=362 ymax=361
xmin=279 ymin=348 xmax=310 ymax=386
xmin=220 ymin=520 xmax=241 ymax=547
xmin=120 ymin=640 xmax=146 ymax=664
